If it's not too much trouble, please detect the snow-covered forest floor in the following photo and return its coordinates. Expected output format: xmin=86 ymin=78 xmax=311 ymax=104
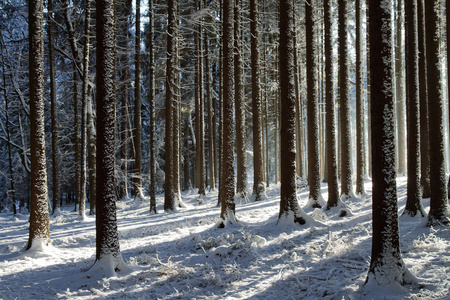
xmin=0 ymin=177 xmax=449 ymax=299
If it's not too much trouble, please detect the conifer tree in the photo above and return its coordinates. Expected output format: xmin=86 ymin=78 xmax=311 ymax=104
xmin=27 ymin=0 xmax=50 ymax=250
xmin=366 ymin=0 xmax=416 ymax=288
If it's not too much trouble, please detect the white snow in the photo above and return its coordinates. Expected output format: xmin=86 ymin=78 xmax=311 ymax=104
xmin=0 ymin=177 xmax=449 ymax=299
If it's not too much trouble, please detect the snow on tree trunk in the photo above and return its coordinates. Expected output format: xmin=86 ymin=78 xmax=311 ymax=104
xmin=355 ymin=0 xmax=366 ymax=196
xmin=306 ymin=0 xmax=325 ymax=209
xmin=48 ymin=0 xmax=60 ymax=216
xmin=425 ymin=0 xmax=450 ymax=226
xmin=218 ymin=0 xmax=237 ymax=228
xmin=132 ymin=0 xmax=143 ymax=200
xmin=277 ymin=0 xmax=308 ymax=226
xmin=164 ymin=0 xmax=177 ymax=212
xmin=395 ymin=0 xmax=407 ymax=176
xmin=235 ymin=0 xmax=247 ymax=199
xmin=149 ymin=0 xmax=157 ymax=214
xmin=251 ymin=0 xmax=265 ymax=202
xmin=94 ymin=0 xmax=124 ymax=274
xmin=418 ymin=0 xmax=431 ymax=199
xmin=27 ymin=0 xmax=50 ymax=250
xmin=365 ymin=0 xmax=416 ymax=289
xmin=195 ymin=0 xmax=206 ymax=197
xmin=79 ymin=0 xmax=91 ymax=221
xmin=338 ymin=0 xmax=353 ymax=198
xmin=205 ymin=14 xmax=215 ymax=192
xmin=87 ymin=93 xmax=96 ymax=215
xmin=116 ymin=0 xmax=131 ymax=201
xmin=325 ymin=0 xmax=341 ymax=209
xmin=403 ymin=0 xmax=425 ymax=218
xmin=73 ymin=67 xmax=80 ymax=211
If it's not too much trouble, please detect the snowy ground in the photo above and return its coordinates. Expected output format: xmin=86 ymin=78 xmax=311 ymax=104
xmin=0 ymin=177 xmax=449 ymax=299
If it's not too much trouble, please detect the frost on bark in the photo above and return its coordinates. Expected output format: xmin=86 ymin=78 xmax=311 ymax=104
xmin=0 ymin=36 xmax=16 ymax=214
xmin=173 ymin=26 xmax=184 ymax=209
xmin=48 ymin=0 xmax=60 ymax=215
xmin=235 ymin=0 xmax=247 ymax=199
xmin=355 ymin=0 xmax=366 ymax=196
xmin=305 ymin=0 xmax=324 ymax=209
xmin=116 ymin=0 xmax=131 ymax=201
xmin=164 ymin=0 xmax=178 ymax=212
xmin=448 ymin=0 xmax=450 ymax=199
xmin=324 ymin=0 xmax=340 ymax=209
xmin=195 ymin=0 xmax=206 ymax=197
xmin=395 ymin=0 xmax=406 ymax=176
xmin=73 ymin=67 xmax=80 ymax=211
xmin=132 ymin=0 xmax=143 ymax=200
xmin=218 ymin=0 xmax=237 ymax=228
xmin=27 ymin=0 xmax=50 ymax=250
xmin=365 ymin=0 xmax=416 ymax=288
xmin=418 ymin=0 xmax=430 ymax=199
xmin=425 ymin=0 xmax=450 ymax=226
xmin=250 ymin=0 xmax=265 ymax=201
xmin=403 ymin=0 xmax=425 ymax=218
xmin=338 ymin=0 xmax=353 ymax=198
xmin=277 ymin=0 xmax=307 ymax=226
xmin=87 ymin=93 xmax=96 ymax=215
xmin=94 ymin=0 xmax=125 ymax=274
xmin=204 ymin=7 xmax=215 ymax=192
xmin=79 ymin=0 xmax=91 ymax=221
xmin=148 ymin=0 xmax=157 ymax=214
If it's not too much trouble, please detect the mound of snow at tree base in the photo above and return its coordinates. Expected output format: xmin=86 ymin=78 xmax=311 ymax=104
xmin=0 ymin=177 xmax=449 ymax=299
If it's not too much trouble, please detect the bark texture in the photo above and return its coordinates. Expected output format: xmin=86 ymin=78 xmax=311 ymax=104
xmin=27 ymin=0 xmax=50 ymax=250
xmin=366 ymin=0 xmax=415 ymax=287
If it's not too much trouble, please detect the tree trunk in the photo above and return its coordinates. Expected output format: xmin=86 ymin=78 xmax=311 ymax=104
xmin=1 ymin=39 xmax=16 ymax=214
xmin=27 ymin=0 xmax=50 ymax=250
xmin=338 ymin=0 xmax=353 ymax=198
xmin=366 ymin=0 xmax=415 ymax=287
xmin=87 ymin=90 xmax=96 ymax=215
xmin=278 ymin=0 xmax=307 ymax=226
xmin=447 ymin=0 xmax=450 ymax=198
xmin=355 ymin=0 xmax=366 ymax=196
xmin=164 ymin=0 xmax=177 ymax=211
xmin=73 ymin=66 xmax=80 ymax=211
xmin=235 ymin=0 xmax=247 ymax=198
xmin=325 ymin=0 xmax=340 ymax=209
xmin=117 ymin=0 xmax=131 ymax=201
xmin=425 ymin=0 xmax=450 ymax=225
xmin=79 ymin=0 xmax=91 ymax=220
xmin=48 ymin=0 xmax=60 ymax=215
xmin=94 ymin=0 xmax=124 ymax=273
xmin=133 ymin=0 xmax=143 ymax=199
xmin=174 ymin=24 xmax=183 ymax=208
xmin=403 ymin=0 xmax=425 ymax=217
xmin=149 ymin=0 xmax=157 ymax=214
xmin=205 ymin=27 xmax=215 ymax=192
xmin=195 ymin=0 xmax=206 ymax=196
xmin=218 ymin=0 xmax=236 ymax=227
xmin=418 ymin=0 xmax=431 ymax=198
xmin=396 ymin=0 xmax=407 ymax=176
xmin=251 ymin=0 xmax=265 ymax=201
xmin=306 ymin=0 xmax=323 ymax=208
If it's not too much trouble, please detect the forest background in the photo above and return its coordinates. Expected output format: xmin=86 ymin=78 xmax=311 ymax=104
xmin=0 ymin=0 xmax=450 ymax=298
